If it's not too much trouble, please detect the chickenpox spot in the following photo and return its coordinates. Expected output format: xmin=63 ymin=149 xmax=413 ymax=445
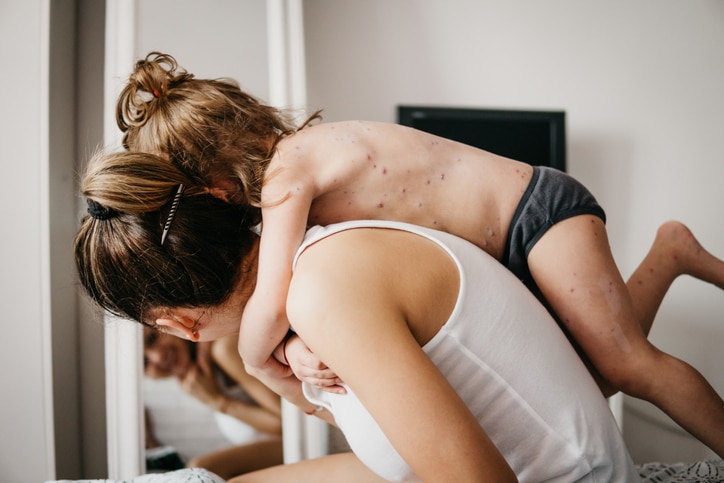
xmin=378 ymin=203 xmax=384 ymax=208
xmin=367 ymin=154 xmax=372 ymax=161
xmin=440 ymin=173 xmax=445 ymax=181
xmin=373 ymin=164 xmax=377 ymax=169
xmin=649 ymin=268 xmax=654 ymax=273
xmin=383 ymin=168 xmax=387 ymax=175
xmin=570 ymin=288 xmax=575 ymax=293
xmin=426 ymin=180 xmax=431 ymax=185
xmin=637 ymin=280 xmax=643 ymax=285
xmin=433 ymin=220 xmax=438 ymax=225
xmin=431 ymin=140 xmax=439 ymax=146
xmin=402 ymin=188 xmax=407 ymax=193
xmin=418 ymin=202 xmax=423 ymax=208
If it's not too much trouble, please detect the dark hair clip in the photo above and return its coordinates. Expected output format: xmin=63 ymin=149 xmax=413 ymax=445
xmin=161 ymin=184 xmax=185 ymax=246
xmin=87 ymin=199 xmax=118 ymax=220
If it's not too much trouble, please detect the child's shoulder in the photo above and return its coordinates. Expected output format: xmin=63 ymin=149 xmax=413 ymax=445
xmin=301 ymin=119 xmax=396 ymax=135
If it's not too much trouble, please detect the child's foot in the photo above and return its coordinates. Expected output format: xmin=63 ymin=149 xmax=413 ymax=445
xmin=651 ymin=221 xmax=724 ymax=290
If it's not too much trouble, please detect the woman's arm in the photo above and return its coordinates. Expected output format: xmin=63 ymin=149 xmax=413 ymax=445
xmin=288 ymin=230 xmax=517 ymax=482
xmin=216 ymin=334 xmax=337 ymax=426
xmin=178 ymin=359 xmax=282 ymax=435
xmin=213 ymin=334 xmax=282 ymax=417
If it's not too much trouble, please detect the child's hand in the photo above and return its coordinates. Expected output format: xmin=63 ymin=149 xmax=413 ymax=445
xmin=283 ymin=335 xmax=346 ymax=394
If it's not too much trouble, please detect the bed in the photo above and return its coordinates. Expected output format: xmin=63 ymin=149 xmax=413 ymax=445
xmin=48 ymin=459 xmax=724 ymax=482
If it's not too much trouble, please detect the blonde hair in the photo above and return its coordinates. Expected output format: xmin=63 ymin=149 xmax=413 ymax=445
xmin=75 ymin=150 xmax=257 ymax=324
xmin=116 ymin=52 xmax=320 ymax=209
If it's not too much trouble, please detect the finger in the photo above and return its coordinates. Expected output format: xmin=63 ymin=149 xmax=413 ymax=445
xmin=301 ymin=376 xmax=341 ymax=388
xmin=300 ymin=358 xmax=329 ymax=371
xmin=321 ymin=384 xmax=347 ymax=395
xmin=299 ymin=368 xmax=339 ymax=380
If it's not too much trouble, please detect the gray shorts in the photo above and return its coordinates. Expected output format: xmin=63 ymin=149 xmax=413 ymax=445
xmin=503 ymin=166 xmax=606 ymax=302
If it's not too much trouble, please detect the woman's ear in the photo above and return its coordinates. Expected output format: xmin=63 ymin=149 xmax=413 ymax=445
xmin=155 ymin=313 xmax=201 ymax=342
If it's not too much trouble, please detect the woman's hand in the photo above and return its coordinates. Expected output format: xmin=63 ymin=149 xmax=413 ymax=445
xmin=178 ymin=364 xmax=226 ymax=410
xmin=282 ymin=335 xmax=346 ymax=394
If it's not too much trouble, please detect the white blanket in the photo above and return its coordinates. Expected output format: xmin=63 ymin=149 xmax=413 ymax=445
xmin=638 ymin=460 xmax=723 ymax=482
xmin=47 ymin=467 xmax=225 ymax=483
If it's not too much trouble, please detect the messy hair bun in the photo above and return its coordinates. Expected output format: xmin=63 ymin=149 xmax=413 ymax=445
xmin=113 ymin=51 xmax=319 ymax=209
xmin=116 ymin=52 xmax=193 ymax=133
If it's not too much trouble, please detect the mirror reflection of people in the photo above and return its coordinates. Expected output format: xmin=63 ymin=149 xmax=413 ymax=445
xmin=142 ymin=329 xmax=282 ymax=480
xmin=75 ymin=153 xmax=724 ymax=481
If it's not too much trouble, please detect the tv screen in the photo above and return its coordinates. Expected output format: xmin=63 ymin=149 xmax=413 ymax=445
xmin=398 ymin=106 xmax=566 ymax=172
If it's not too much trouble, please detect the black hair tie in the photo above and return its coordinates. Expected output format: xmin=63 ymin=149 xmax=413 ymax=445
xmin=87 ymin=199 xmax=118 ymax=220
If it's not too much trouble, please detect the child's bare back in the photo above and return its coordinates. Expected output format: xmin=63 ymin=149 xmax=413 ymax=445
xmin=270 ymin=120 xmax=533 ymax=261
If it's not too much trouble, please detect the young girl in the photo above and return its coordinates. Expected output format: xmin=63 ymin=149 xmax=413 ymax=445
xmin=116 ymin=52 xmax=724 ymax=457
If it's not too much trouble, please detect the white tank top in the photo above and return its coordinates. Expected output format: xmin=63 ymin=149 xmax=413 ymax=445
xmin=299 ymin=221 xmax=637 ymax=482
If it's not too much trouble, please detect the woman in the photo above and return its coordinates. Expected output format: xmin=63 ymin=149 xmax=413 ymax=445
xmin=75 ymin=152 xmax=724 ymax=482
xmin=142 ymin=329 xmax=283 ymax=480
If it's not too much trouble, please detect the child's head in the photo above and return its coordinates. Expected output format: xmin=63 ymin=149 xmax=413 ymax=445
xmin=116 ymin=52 xmax=317 ymax=206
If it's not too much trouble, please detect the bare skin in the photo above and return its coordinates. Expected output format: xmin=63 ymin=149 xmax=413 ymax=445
xmin=239 ymin=120 xmax=723 ymax=457
xmin=241 ymin=121 xmax=532 ymax=372
xmin=143 ymin=330 xmax=283 ymax=479
xmin=530 ymin=217 xmax=723 ymax=455
xmin=159 ymin=222 xmax=721 ymax=481
xmin=627 ymin=221 xmax=724 ymax=336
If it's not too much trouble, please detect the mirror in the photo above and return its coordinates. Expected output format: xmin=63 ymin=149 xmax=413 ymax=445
xmin=103 ymin=0 xmax=332 ymax=478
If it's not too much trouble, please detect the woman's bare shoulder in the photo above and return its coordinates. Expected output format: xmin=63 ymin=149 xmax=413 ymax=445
xmin=286 ymin=228 xmax=453 ymax=326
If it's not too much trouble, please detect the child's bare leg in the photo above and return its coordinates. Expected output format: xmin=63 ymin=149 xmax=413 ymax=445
xmin=529 ymin=215 xmax=724 ymax=457
xmin=627 ymin=220 xmax=724 ymax=336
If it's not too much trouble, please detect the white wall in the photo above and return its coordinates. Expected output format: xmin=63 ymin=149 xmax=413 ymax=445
xmin=0 ymin=1 xmax=56 ymax=482
xmin=304 ymin=0 xmax=724 ymax=463
xmin=137 ymin=0 xmax=269 ymax=101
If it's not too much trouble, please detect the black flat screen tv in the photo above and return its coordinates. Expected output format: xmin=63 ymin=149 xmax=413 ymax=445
xmin=398 ymin=106 xmax=566 ymax=172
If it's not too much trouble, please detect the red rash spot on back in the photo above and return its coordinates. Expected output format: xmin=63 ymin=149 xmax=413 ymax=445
xmin=383 ymin=168 xmax=387 ymax=174
xmin=426 ymin=180 xmax=431 ymax=185
xmin=440 ymin=174 xmax=445 ymax=180
xmin=378 ymin=203 xmax=384 ymax=208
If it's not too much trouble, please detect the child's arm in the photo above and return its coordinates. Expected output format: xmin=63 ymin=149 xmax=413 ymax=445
xmin=282 ymin=333 xmax=346 ymax=394
xmin=238 ymin=170 xmax=316 ymax=378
